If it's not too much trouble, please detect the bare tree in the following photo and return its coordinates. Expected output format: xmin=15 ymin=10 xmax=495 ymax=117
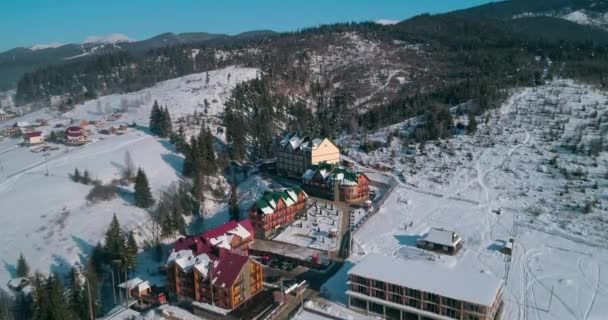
xmin=124 ymin=151 xmax=136 ymax=180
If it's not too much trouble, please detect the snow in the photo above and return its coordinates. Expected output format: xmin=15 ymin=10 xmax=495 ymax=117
xmin=421 ymin=228 xmax=461 ymax=247
xmin=142 ymin=304 xmax=209 ymax=320
xmin=65 ymin=66 xmax=259 ymax=142
xmin=349 ymin=253 xmax=503 ymax=306
xmin=273 ymin=200 xmax=342 ymax=252
xmin=293 ymin=299 xmax=379 ymax=320
xmin=82 ymin=33 xmax=133 ymax=44
xmin=375 ymin=19 xmax=400 ymax=26
xmin=322 ymin=79 xmax=608 ymax=320
xmin=562 ymin=10 xmax=593 ymax=25
xmin=29 ymin=42 xmax=64 ymax=51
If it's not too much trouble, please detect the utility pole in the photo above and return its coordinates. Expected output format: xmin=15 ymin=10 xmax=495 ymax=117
xmin=111 ymin=268 xmax=117 ymax=305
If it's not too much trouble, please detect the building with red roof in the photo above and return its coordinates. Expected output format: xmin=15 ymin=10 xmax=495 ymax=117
xmin=23 ymin=131 xmax=43 ymax=145
xmin=166 ymin=219 xmax=263 ymax=310
xmin=65 ymin=126 xmax=88 ymax=145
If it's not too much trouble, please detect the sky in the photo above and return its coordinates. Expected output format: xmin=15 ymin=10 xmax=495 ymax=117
xmin=0 ymin=0 xmax=494 ymax=52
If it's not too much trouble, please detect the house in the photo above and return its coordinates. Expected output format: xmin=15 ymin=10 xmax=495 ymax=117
xmin=165 ymin=237 xmax=263 ymax=310
xmin=0 ymin=109 xmax=7 ymax=121
xmin=23 ymin=131 xmax=43 ymax=145
xmin=276 ymin=132 xmax=340 ymax=178
xmin=302 ymin=162 xmax=370 ymax=203
xmin=416 ymin=228 xmax=463 ymax=255
xmin=201 ymin=219 xmax=255 ymax=255
xmin=347 ymin=254 xmax=504 ymax=320
xmin=4 ymin=121 xmax=31 ymax=136
xmin=65 ymin=126 xmax=88 ymax=145
xmin=117 ymin=278 xmax=166 ymax=306
xmin=248 ymin=187 xmax=308 ymax=239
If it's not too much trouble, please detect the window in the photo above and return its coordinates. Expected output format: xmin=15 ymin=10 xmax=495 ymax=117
xmin=407 ymin=298 xmax=420 ymax=309
xmin=443 ymin=309 xmax=458 ymax=319
xmin=424 ymin=302 xmax=438 ymax=313
xmin=426 ymin=293 xmax=439 ymax=303
xmin=389 ymin=294 xmax=401 ymax=304
xmin=406 ymin=288 xmax=421 ymax=299
xmin=467 ymin=315 xmax=480 ymax=320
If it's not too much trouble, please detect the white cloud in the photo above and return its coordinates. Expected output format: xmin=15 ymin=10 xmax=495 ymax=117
xmin=29 ymin=42 xmax=65 ymax=51
xmin=82 ymin=33 xmax=134 ymax=45
xmin=375 ymin=19 xmax=400 ymax=25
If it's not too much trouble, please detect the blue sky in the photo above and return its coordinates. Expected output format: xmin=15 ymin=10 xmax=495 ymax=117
xmin=0 ymin=0 xmax=494 ymax=52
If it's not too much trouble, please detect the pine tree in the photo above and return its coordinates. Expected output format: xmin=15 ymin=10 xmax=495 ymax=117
xmin=175 ymin=125 xmax=186 ymax=153
xmin=171 ymin=208 xmax=186 ymax=235
xmin=82 ymin=170 xmax=91 ymax=185
xmin=73 ymin=168 xmax=81 ymax=182
xmin=467 ymin=113 xmax=478 ymax=135
xmin=0 ymin=289 xmax=14 ymax=320
xmin=124 ymin=232 xmax=138 ymax=269
xmin=229 ymin=170 xmax=239 ymax=221
xmin=68 ymin=266 xmax=86 ymax=320
xmin=134 ymin=168 xmax=154 ymax=208
xmin=104 ymin=214 xmax=125 ymax=263
xmin=16 ymin=253 xmax=30 ymax=278
xmin=149 ymin=100 xmax=161 ymax=135
xmin=32 ymin=273 xmax=76 ymax=320
xmin=164 ymin=107 xmax=172 ymax=137
xmin=159 ymin=209 xmax=175 ymax=239
xmin=49 ymin=131 xmax=57 ymax=142
xmin=83 ymin=262 xmax=100 ymax=318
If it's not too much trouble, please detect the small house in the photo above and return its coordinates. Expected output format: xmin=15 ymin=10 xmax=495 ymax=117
xmin=416 ymin=227 xmax=463 ymax=255
xmin=0 ymin=109 xmax=7 ymax=121
xmin=7 ymin=277 xmax=31 ymax=291
xmin=24 ymin=131 xmax=43 ymax=145
xmin=501 ymin=238 xmax=514 ymax=255
xmin=65 ymin=126 xmax=88 ymax=145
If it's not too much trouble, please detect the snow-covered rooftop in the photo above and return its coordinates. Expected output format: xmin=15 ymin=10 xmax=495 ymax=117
xmin=348 ymin=254 xmax=503 ymax=306
xmin=421 ymin=228 xmax=461 ymax=247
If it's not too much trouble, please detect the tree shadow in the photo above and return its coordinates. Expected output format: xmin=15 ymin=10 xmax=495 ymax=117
xmin=158 ymin=139 xmax=176 ymax=154
xmin=394 ymin=234 xmax=421 ymax=247
xmin=50 ymin=254 xmax=72 ymax=279
xmin=487 ymin=240 xmax=505 ymax=252
xmin=116 ymin=185 xmax=135 ymax=205
xmin=3 ymin=260 xmax=17 ymax=278
xmin=71 ymin=236 xmax=95 ymax=266
xmin=161 ymin=153 xmax=184 ymax=177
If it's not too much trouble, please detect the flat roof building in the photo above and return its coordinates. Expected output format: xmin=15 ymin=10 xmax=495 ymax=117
xmin=347 ymin=254 xmax=503 ymax=320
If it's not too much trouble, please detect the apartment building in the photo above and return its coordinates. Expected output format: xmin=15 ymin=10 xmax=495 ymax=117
xmin=248 ymin=187 xmax=308 ymax=239
xmin=165 ymin=220 xmax=263 ymax=310
xmin=302 ymin=162 xmax=370 ymax=203
xmin=276 ymin=132 xmax=340 ymax=178
xmin=347 ymin=254 xmax=503 ymax=320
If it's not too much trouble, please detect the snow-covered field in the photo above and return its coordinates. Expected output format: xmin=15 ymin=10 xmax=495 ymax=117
xmin=322 ymin=79 xmax=608 ymax=320
xmin=0 ymin=66 xmax=260 ymax=289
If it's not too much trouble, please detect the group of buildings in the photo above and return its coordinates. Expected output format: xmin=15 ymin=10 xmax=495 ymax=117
xmin=163 ymin=131 xmax=504 ymax=319
xmin=2 ymin=120 xmax=89 ymax=146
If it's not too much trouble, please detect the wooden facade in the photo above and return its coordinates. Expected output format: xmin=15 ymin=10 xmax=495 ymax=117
xmin=248 ymin=188 xmax=308 ymax=239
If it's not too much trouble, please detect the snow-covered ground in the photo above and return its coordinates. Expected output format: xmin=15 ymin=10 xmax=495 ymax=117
xmin=323 ymin=79 xmax=608 ymax=320
xmin=65 ymin=66 xmax=260 ymax=142
xmin=0 ymin=66 xmax=261 ymax=289
xmin=273 ymin=200 xmax=342 ymax=252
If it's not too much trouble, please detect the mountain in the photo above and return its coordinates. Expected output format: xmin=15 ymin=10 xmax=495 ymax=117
xmin=0 ymin=31 xmax=275 ymax=90
xmin=451 ymin=0 xmax=608 ymax=32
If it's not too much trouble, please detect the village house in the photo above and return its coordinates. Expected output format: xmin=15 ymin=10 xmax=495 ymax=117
xmin=275 ymin=132 xmax=340 ymax=178
xmin=347 ymin=254 xmax=504 ymax=320
xmin=248 ymin=187 xmax=308 ymax=239
xmin=65 ymin=126 xmax=88 ymax=145
xmin=0 ymin=109 xmax=7 ymax=121
xmin=302 ymin=162 xmax=370 ymax=203
xmin=23 ymin=131 xmax=43 ymax=146
xmin=4 ymin=121 xmax=31 ymax=137
xmin=165 ymin=232 xmax=263 ymax=311
xmin=118 ymin=278 xmax=166 ymax=307
xmin=416 ymin=228 xmax=463 ymax=255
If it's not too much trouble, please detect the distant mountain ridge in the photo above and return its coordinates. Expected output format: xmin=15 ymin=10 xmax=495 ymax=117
xmin=0 ymin=31 xmax=276 ymax=90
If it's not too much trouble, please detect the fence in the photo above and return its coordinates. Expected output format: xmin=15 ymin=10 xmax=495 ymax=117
xmin=350 ymin=176 xmax=399 ymax=234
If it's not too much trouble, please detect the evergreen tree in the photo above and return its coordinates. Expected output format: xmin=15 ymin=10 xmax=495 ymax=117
xmin=171 ymin=208 xmax=186 ymax=235
xmin=83 ymin=262 xmax=101 ymax=318
xmin=49 ymin=131 xmax=57 ymax=142
xmin=467 ymin=113 xmax=478 ymax=135
xmin=124 ymin=232 xmax=138 ymax=269
xmin=149 ymin=100 xmax=161 ymax=135
xmin=16 ymin=254 xmax=30 ymax=278
xmin=68 ymin=266 xmax=86 ymax=320
xmin=163 ymin=107 xmax=173 ymax=136
xmin=229 ymin=170 xmax=239 ymax=221
xmin=0 ymin=289 xmax=14 ymax=320
xmin=103 ymin=214 xmax=125 ymax=263
xmin=182 ymin=138 xmax=195 ymax=177
xmin=134 ymin=168 xmax=154 ymax=208
xmin=32 ymin=273 xmax=76 ymax=320
xmin=175 ymin=125 xmax=186 ymax=153
xmin=73 ymin=168 xmax=81 ymax=182
xmin=82 ymin=170 xmax=91 ymax=185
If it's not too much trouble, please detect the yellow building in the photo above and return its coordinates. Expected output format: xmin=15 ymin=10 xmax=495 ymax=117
xmin=276 ymin=132 xmax=340 ymax=178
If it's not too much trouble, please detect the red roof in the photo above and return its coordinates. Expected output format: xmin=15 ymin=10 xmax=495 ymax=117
xmin=174 ymin=236 xmax=214 ymax=257
xmin=66 ymin=126 xmax=82 ymax=133
xmin=66 ymin=132 xmax=83 ymax=137
xmin=25 ymin=131 xmax=42 ymax=138
xmin=210 ymin=251 xmax=249 ymax=288
xmin=202 ymin=219 xmax=254 ymax=242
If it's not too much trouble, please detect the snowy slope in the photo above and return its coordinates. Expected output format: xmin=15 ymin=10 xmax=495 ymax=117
xmin=324 ymin=79 xmax=608 ymax=320
xmin=0 ymin=66 xmax=260 ymax=289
